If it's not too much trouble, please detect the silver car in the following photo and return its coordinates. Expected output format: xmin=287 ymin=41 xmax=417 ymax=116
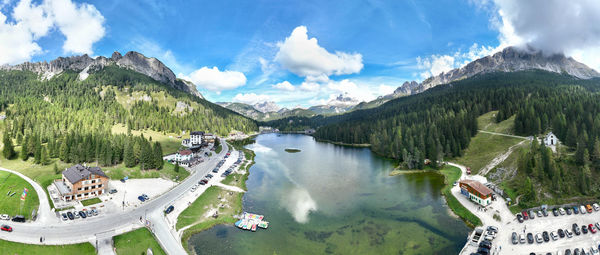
xmin=565 ymin=229 xmax=573 ymax=238
xmin=535 ymin=233 xmax=543 ymax=243
xmin=550 ymin=231 xmax=558 ymax=241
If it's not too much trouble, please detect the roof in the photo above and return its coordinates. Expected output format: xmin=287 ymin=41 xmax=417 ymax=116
xmin=459 ymin=179 xmax=492 ymax=196
xmin=190 ymin=131 xmax=205 ymax=136
xmin=178 ymin=150 xmax=192 ymax=156
xmin=63 ymin=164 xmax=107 ymax=184
xmin=546 ymin=132 xmax=556 ymax=138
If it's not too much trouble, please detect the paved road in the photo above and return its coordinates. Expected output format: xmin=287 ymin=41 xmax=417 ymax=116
xmin=0 ymin=140 xmax=229 ymax=255
xmin=0 ymin=167 xmax=57 ymax=225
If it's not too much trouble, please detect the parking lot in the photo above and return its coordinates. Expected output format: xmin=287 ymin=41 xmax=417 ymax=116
xmin=473 ymin=205 xmax=600 ymax=255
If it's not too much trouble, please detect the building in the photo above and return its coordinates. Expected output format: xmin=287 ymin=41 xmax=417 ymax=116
xmin=182 ymin=131 xmax=204 ymax=148
xmin=203 ymin=133 xmax=216 ymax=143
xmin=544 ymin=132 xmax=558 ymax=146
xmin=176 ymin=149 xmax=193 ymax=162
xmin=459 ymin=179 xmax=493 ymax=207
xmin=53 ymin=164 xmax=109 ymax=202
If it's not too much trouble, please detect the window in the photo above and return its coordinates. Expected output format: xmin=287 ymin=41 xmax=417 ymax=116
xmin=78 ymin=188 xmax=82 ymax=191
xmin=98 ymin=184 xmax=103 ymax=188
xmin=91 ymin=180 xmax=96 ymax=184
xmin=84 ymin=187 xmax=89 ymax=190
xmin=77 ymin=194 xmax=82 ymax=197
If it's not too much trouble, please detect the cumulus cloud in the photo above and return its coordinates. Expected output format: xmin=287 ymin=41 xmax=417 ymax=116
xmin=272 ymin=80 xmax=295 ymax=91
xmin=275 ymin=26 xmax=363 ymax=80
xmin=182 ymin=67 xmax=246 ymax=92
xmin=378 ymin=84 xmax=395 ymax=95
xmin=232 ymin=93 xmax=271 ymax=105
xmin=416 ymin=43 xmax=497 ymax=80
xmin=280 ymin=187 xmax=318 ymax=224
xmin=0 ymin=0 xmax=105 ymax=64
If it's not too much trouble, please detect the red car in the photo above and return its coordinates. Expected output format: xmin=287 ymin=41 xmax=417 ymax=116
xmin=522 ymin=211 xmax=529 ymax=220
xmin=1 ymin=225 xmax=12 ymax=232
xmin=589 ymin=224 xmax=597 ymax=234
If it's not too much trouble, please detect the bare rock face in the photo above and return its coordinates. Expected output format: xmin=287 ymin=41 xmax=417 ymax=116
xmin=0 ymin=51 xmax=203 ymax=99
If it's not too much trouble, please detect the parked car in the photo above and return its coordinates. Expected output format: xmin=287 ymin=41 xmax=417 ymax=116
xmin=11 ymin=215 xmax=25 ymax=222
xmin=212 ymin=168 xmax=219 ymax=173
xmin=565 ymin=249 xmax=572 ymax=255
xmin=519 ymin=233 xmax=526 ymax=244
xmin=542 ymin=209 xmax=549 ymax=217
xmin=479 ymin=240 xmax=492 ymax=249
xmin=590 ymin=224 xmax=597 ymax=234
xmin=522 ymin=211 xmax=529 ymax=220
xmin=142 ymin=194 xmax=149 ymax=200
xmin=559 ymin=207 xmax=566 ymax=215
xmin=550 ymin=231 xmax=559 ymax=240
xmin=574 ymin=206 xmax=580 ymax=214
xmin=587 ymin=204 xmax=594 ymax=213
xmin=565 ymin=229 xmax=574 ymax=238
xmin=85 ymin=210 xmax=92 ymax=217
xmin=61 ymin=213 xmax=68 ymax=221
xmin=74 ymin=211 xmax=80 ymax=219
xmin=527 ymin=233 xmax=534 ymax=244
xmin=583 ymin=225 xmax=589 ymax=234
xmin=79 ymin=211 xmax=87 ymax=219
xmin=91 ymin=209 xmax=98 ymax=216
xmin=0 ymin=214 xmax=9 ymax=220
xmin=581 ymin=205 xmax=587 ymax=214
xmin=138 ymin=196 xmax=146 ymax=202
xmin=108 ymin=189 xmax=117 ymax=194
xmin=517 ymin=214 xmax=523 ymax=223
xmin=206 ymin=174 xmax=213 ymax=179
xmin=529 ymin=210 xmax=535 ymax=219
xmin=537 ymin=211 xmax=543 ymax=217
xmin=594 ymin=203 xmax=600 ymax=211
xmin=567 ymin=207 xmax=573 ymax=215
xmin=1 ymin=225 xmax=12 ymax=232
xmin=164 ymin=205 xmax=174 ymax=214
xmin=477 ymin=247 xmax=489 ymax=255
xmin=574 ymin=224 xmax=581 ymax=235
xmin=595 ymin=222 xmax=600 ymax=231
xmin=558 ymin=228 xmax=565 ymax=238
xmin=542 ymin=231 xmax=550 ymax=242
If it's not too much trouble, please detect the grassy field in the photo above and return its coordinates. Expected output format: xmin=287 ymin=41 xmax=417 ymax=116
xmin=454 ymin=132 xmax=524 ymax=174
xmin=0 ymin=171 xmax=39 ymax=219
xmin=215 ymin=144 xmax=222 ymax=154
xmin=112 ymin=124 xmax=183 ymax=155
xmin=439 ymin=165 xmax=482 ymax=227
xmin=0 ymin=240 xmax=95 ymax=254
xmin=113 ymin=227 xmax=166 ymax=255
xmin=80 ymin=197 xmax=101 ymax=207
xmin=102 ymin=161 xmax=189 ymax=182
xmin=477 ymin=111 xmax=516 ymax=134
xmin=177 ymin=186 xmax=244 ymax=254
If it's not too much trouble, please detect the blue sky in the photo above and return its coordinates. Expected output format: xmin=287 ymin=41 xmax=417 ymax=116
xmin=2 ymin=0 xmax=600 ymax=108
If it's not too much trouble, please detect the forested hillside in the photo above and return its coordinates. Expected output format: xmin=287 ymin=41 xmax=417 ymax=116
xmin=265 ymin=71 xmax=600 ymax=167
xmin=0 ymin=67 xmax=256 ymax=169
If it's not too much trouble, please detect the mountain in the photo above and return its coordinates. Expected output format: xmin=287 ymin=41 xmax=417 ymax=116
xmin=308 ymin=93 xmax=361 ymax=114
xmin=0 ymin=51 xmax=203 ymax=99
xmin=218 ymin=102 xmax=316 ymax=121
xmin=356 ymin=46 xmax=600 ymax=110
xmin=252 ymin=101 xmax=281 ymax=113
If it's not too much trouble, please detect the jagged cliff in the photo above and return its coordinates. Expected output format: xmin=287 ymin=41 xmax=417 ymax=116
xmin=0 ymin=51 xmax=203 ymax=98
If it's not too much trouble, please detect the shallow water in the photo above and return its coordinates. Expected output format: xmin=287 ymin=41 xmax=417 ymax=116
xmin=189 ymin=133 xmax=469 ymax=254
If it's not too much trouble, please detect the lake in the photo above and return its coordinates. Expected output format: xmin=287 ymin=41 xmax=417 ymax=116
xmin=189 ymin=133 xmax=469 ymax=254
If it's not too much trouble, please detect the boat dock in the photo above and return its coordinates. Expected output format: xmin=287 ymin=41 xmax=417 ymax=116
xmin=234 ymin=212 xmax=269 ymax=232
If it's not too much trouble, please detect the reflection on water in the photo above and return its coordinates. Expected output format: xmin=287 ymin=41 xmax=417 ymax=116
xmin=189 ymin=134 xmax=469 ymax=254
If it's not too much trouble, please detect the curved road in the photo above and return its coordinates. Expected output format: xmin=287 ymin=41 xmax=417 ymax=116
xmin=0 ymin=140 xmax=229 ymax=254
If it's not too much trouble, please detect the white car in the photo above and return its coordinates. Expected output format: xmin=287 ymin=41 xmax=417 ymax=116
xmin=594 ymin=203 xmax=600 ymax=211
xmin=550 ymin=231 xmax=558 ymax=241
xmin=0 ymin=214 xmax=9 ymax=220
xmin=581 ymin=205 xmax=587 ymax=214
xmin=565 ymin=229 xmax=573 ymax=238
xmin=559 ymin=208 xmax=566 ymax=215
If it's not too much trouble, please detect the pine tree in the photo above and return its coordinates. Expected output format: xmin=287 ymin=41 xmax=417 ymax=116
xmin=16 ymin=133 xmax=22 ymax=145
xmin=59 ymin=140 xmax=69 ymax=162
xmin=592 ymin=139 xmax=600 ymax=170
xmin=152 ymin=142 xmax=163 ymax=170
xmin=174 ymin=162 xmax=180 ymax=173
xmin=2 ymin=130 xmax=16 ymax=159
xmin=124 ymin=141 xmax=136 ymax=167
xmin=20 ymin=141 xmax=28 ymax=161
xmin=34 ymin=138 xmax=42 ymax=164
xmin=53 ymin=162 xmax=59 ymax=174
xmin=40 ymin=146 xmax=49 ymax=165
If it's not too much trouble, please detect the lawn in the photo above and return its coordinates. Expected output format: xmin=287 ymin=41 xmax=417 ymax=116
xmin=439 ymin=165 xmax=482 ymax=227
xmin=215 ymin=144 xmax=222 ymax=154
xmin=0 ymin=171 xmax=39 ymax=220
xmin=0 ymin=239 xmax=95 ymax=255
xmin=477 ymin=111 xmax=516 ymax=134
xmin=101 ymin=161 xmax=189 ymax=182
xmin=80 ymin=197 xmax=102 ymax=207
xmin=113 ymin=227 xmax=166 ymax=255
xmin=178 ymin=186 xmax=243 ymax=254
xmin=111 ymin=124 xmax=183 ymax=155
xmin=454 ymin=132 xmax=524 ymax=174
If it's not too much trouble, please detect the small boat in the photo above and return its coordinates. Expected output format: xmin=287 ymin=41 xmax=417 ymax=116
xmin=258 ymin=221 xmax=269 ymax=229
xmin=251 ymin=224 xmax=257 ymax=232
xmin=235 ymin=220 xmax=242 ymax=228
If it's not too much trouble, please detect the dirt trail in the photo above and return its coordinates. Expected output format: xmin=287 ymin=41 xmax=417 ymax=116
xmin=479 ymin=140 xmax=528 ymax=176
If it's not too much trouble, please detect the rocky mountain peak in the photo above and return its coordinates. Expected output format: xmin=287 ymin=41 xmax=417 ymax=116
xmin=253 ymin=101 xmax=281 ymax=113
xmin=0 ymin=51 xmax=202 ymax=98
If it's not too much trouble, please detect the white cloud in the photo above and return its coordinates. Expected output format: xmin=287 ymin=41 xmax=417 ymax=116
xmin=299 ymin=81 xmax=320 ymax=92
xmin=182 ymin=67 xmax=246 ymax=92
xmin=232 ymin=93 xmax=271 ymax=105
xmin=416 ymin=43 xmax=497 ymax=80
xmin=0 ymin=0 xmax=105 ymax=65
xmin=272 ymin=80 xmax=295 ymax=91
xmin=378 ymin=84 xmax=395 ymax=95
xmin=275 ymin=26 xmax=363 ymax=80
xmin=46 ymin=0 xmax=104 ymax=54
